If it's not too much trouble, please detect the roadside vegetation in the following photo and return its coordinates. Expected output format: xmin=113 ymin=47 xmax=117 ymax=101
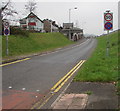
xmin=74 ymin=31 xmax=119 ymax=92
xmin=2 ymin=32 xmax=73 ymax=58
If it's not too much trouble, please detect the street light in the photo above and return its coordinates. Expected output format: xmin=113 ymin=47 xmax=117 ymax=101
xmin=69 ymin=7 xmax=77 ymax=23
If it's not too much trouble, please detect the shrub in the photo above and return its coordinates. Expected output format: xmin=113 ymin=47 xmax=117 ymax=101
xmin=10 ymin=27 xmax=29 ymax=37
xmin=2 ymin=25 xmax=29 ymax=37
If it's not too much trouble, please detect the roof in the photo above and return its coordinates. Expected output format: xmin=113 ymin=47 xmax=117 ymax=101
xmin=43 ymin=19 xmax=59 ymax=28
xmin=23 ymin=12 xmax=43 ymax=23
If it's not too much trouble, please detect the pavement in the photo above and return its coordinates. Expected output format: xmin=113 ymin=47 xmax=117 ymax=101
xmin=51 ymin=82 xmax=119 ymax=110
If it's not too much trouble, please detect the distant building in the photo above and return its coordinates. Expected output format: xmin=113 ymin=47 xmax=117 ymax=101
xmin=19 ymin=12 xmax=44 ymax=32
xmin=63 ymin=23 xmax=73 ymax=29
xmin=43 ymin=19 xmax=59 ymax=32
xmin=61 ymin=23 xmax=83 ymax=41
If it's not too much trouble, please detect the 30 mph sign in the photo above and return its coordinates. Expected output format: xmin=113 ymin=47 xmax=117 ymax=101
xmin=104 ymin=12 xmax=113 ymax=30
xmin=104 ymin=13 xmax=113 ymax=21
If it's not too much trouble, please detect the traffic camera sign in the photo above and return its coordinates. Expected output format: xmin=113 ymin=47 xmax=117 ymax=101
xmin=104 ymin=12 xmax=113 ymax=30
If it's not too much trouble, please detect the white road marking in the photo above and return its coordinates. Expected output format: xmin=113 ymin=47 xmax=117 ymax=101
xmin=8 ymin=86 xmax=12 ymax=89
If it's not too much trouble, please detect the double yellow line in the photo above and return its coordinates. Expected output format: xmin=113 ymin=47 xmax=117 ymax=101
xmin=51 ymin=60 xmax=86 ymax=93
xmin=31 ymin=60 xmax=86 ymax=109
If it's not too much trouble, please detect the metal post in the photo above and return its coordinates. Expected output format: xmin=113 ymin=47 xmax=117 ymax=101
xmin=69 ymin=9 xmax=71 ymax=23
xmin=106 ymin=30 xmax=109 ymax=57
xmin=6 ymin=35 xmax=9 ymax=56
xmin=51 ymin=22 xmax=52 ymax=32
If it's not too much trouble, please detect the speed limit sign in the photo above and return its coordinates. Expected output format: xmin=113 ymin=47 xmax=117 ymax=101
xmin=104 ymin=13 xmax=113 ymax=21
xmin=104 ymin=12 xmax=113 ymax=30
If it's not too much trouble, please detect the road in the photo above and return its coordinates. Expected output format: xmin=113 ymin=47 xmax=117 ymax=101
xmin=2 ymin=38 xmax=97 ymax=109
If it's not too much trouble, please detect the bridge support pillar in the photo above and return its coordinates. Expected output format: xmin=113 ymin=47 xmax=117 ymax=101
xmin=69 ymin=30 xmax=71 ymax=40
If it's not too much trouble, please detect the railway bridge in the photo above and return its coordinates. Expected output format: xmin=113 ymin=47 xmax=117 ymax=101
xmin=61 ymin=23 xmax=83 ymax=41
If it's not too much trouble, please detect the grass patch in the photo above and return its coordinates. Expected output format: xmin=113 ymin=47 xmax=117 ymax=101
xmin=2 ymin=32 xmax=73 ymax=58
xmin=74 ymin=31 xmax=119 ymax=83
xmin=84 ymin=91 xmax=93 ymax=95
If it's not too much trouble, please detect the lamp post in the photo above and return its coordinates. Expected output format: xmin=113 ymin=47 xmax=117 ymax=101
xmin=69 ymin=7 xmax=77 ymax=23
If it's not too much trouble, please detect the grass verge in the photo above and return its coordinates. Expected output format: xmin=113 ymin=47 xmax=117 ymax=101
xmin=2 ymin=32 xmax=73 ymax=59
xmin=74 ymin=31 xmax=119 ymax=91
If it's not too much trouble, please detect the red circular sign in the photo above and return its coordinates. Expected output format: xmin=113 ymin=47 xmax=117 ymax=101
xmin=104 ymin=13 xmax=113 ymax=21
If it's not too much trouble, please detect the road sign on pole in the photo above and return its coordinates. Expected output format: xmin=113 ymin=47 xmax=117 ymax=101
xmin=104 ymin=11 xmax=113 ymax=57
xmin=104 ymin=12 xmax=113 ymax=30
xmin=4 ymin=21 xmax=10 ymax=56
xmin=4 ymin=22 xmax=10 ymax=36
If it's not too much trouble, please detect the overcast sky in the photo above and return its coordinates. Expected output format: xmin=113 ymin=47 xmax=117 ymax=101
xmin=4 ymin=0 xmax=119 ymax=35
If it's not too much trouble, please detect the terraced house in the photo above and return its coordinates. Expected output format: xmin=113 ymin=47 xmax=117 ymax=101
xmin=19 ymin=12 xmax=44 ymax=32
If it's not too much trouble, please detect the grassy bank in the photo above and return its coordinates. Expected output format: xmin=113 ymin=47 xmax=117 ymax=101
xmin=74 ymin=31 xmax=119 ymax=90
xmin=2 ymin=32 xmax=73 ymax=58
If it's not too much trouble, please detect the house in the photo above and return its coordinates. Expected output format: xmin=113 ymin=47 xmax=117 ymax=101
xmin=43 ymin=19 xmax=59 ymax=32
xmin=19 ymin=12 xmax=44 ymax=32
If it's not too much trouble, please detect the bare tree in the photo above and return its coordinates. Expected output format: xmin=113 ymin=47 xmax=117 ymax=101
xmin=0 ymin=0 xmax=18 ymax=35
xmin=1 ymin=0 xmax=18 ymax=21
xmin=0 ymin=0 xmax=10 ymax=35
xmin=25 ymin=0 xmax=37 ymax=13
xmin=0 ymin=0 xmax=9 ymax=20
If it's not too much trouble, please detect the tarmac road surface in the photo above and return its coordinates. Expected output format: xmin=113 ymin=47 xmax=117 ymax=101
xmin=2 ymin=38 xmax=97 ymax=109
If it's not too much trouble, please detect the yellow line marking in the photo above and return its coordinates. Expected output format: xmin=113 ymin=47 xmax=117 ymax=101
xmin=51 ymin=60 xmax=83 ymax=91
xmin=31 ymin=60 xmax=86 ymax=109
xmin=37 ymin=93 xmax=54 ymax=109
xmin=54 ymin=60 xmax=86 ymax=93
xmin=31 ymin=99 xmax=43 ymax=109
xmin=0 ymin=58 xmax=30 ymax=67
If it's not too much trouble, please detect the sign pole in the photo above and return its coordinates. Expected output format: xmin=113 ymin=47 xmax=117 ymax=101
xmin=6 ymin=35 xmax=9 ymax=56
xmin=106 ymin=30 xmax=109 ymax=57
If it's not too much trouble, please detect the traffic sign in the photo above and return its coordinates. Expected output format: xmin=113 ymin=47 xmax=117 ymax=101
xmin=104 ymin=13 xmax=113 ymax=21
xmin=104 ymin=12 xmax=113 ymax=31
xmin=4 ymin=22 xmax=9 ymax=27
xmin=4 ymin=22 xmax=10 ymax=36
xmin=4 ymin=28 xmax=10 ymax=35
xmin=104 ymin=22 xmax=113 ymax=30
